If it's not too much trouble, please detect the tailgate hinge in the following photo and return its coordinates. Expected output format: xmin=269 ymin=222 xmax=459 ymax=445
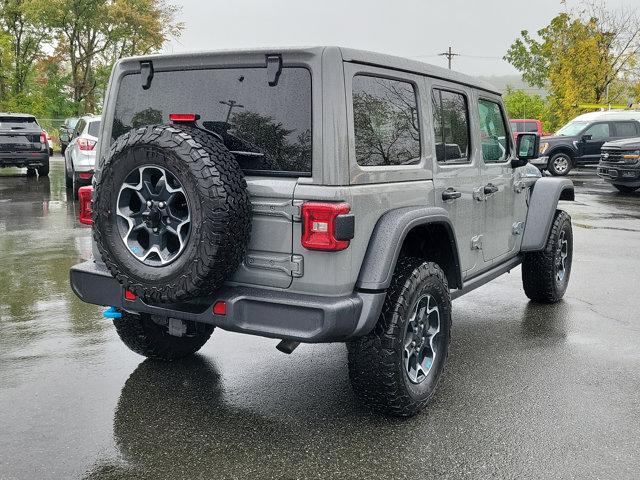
xmin=245 ymin=253 xmax=304 ymax=278
xmin=252 ymin=200 xmax=302 ymax=221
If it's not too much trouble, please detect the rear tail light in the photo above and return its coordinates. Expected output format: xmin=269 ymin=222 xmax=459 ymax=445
xmin=169 ymin=113 xmax=200 ymax=123
xmin=78 ymin=186 xmax=93 ymax=225
xmin=78 ymin=138 xmax=96 ymax=151
xmin=301 ymin=202 xmax=354 ymax=251
xmin=40 ymin=132 xmax=47 ymax=148
xmin=78 ymin=172 xmax=92 ymax=180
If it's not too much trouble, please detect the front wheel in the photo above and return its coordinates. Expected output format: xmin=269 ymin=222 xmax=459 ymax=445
xmin=522 ymin=210 xmax=573 ymax=303
xmin=548 ymin=153 xmax=572 ymax=176
xmin=347 ymin=258 xmax=452 ymax=417
xmin=613 ymin=184 xmax=639 ymax=194
xmin=113 ymin=312 xmax=214 ymax=360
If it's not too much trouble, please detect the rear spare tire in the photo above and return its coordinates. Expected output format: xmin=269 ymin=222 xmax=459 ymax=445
xmin=94 ymin=124 xmax=251 ymax=302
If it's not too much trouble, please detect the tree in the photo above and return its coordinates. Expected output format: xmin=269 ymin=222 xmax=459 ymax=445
xmin=505 ymin=2 xmax=640 ymax=128
xmin=503 ymin=88 xmax=548 ymax=125
xmin=47 ymin=0 xmax=182 ymax=114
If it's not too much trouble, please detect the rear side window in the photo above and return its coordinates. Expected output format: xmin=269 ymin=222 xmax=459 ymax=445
xmin=478 ymin=99 xmax=509 ymax=163
xmin=87 ymin=121 xmax=101 ymax=137
xmin=614 ymin=121 xmax=638 ymax=137
xmin=352 ymin=75 xmax=420 ymax=167
xmin=112 ymin=67 xmax=312 ymax=176
xmin=74 ymin=119 xmax=85 ymax=137
xmin=524 ymin=121 xmax=538 ymax=132
xmin=432 ymin=89 xmax=470 ymax=163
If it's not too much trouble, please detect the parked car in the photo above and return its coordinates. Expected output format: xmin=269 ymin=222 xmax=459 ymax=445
xmin=0 ymin=112 xmax=49 ymax=176
xmin=70 ymin=47 xmax=574 ymax=417
xmin=59 ymin=117 xmax=79 ymax=155
xmin=42 ymin=129 xmax=54 ymax=156
xmin=510 ymin=118 xmax=543 ymax=143
xmin=598 ymin=137 xmax=640 ymax=193
xmin=532 ymin=110 xmax=640 ymax=176
xmin=64 ymin=115 xmax=100 ymax=199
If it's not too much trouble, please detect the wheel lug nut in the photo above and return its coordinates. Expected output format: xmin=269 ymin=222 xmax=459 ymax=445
xmin=146 ymin=201 xmax=152 ymax=207
xmin=159 ymin=202 xmax=165 ymax=208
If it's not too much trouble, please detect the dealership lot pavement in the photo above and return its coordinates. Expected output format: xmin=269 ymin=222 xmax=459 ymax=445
xmin=0 ymin=157 xmax=638 ymax=480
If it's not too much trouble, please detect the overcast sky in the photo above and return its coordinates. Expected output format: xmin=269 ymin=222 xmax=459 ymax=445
xmin=163 ymin=0 xmax=640 ymax=77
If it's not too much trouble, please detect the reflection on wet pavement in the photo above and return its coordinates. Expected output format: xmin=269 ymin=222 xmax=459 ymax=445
xmin=1 ymin=163 xmax=639 ymax=480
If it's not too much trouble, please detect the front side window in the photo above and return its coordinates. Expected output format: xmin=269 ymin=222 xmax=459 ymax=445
xmin=556 ymin=121 xmax=588 ymax=136
xmin=352 ymin=75 xmax=420 ymax=167
xmin=113 ymin=67 xmax=312 ymax=176
xmin=478 ymin=99 xmax=509 ymax=163
xmin=584 ymin=123 xmax=610 ymax=140
xmin=432 ymin=89 xmax=470 ymax=162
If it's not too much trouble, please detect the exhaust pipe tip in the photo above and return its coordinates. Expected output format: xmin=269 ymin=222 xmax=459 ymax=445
xmin=276 ymin=339 xmax=300 ymax=354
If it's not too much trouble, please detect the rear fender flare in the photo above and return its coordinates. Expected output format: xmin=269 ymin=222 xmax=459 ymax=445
xmin=355 ymin=207 xmax=462 ymax=291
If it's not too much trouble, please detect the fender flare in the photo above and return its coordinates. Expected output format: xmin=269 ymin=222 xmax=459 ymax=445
xmin=521 ymin=177 xmax=574 ymax=252
xmin=355 ymin=206 xmax=462 ymax=291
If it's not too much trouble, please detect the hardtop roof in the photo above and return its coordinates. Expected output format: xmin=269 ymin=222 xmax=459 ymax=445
xmin=0 ymin=112 xmax=36 ymax=118
xmin=116 ymin=46 xmax=502 ymax=96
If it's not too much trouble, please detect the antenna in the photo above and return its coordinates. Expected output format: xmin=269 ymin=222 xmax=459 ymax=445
xmin=438 ymin=46 xmax=460 ymax=70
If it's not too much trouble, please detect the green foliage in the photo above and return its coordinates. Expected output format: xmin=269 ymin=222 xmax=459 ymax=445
xmin=0 ymin=0 xmax=181 ymax=118
xmin=503 ymin=88 xmax=550 ymax=130
xmin=505 ymin=3 xmax=640 ymax=129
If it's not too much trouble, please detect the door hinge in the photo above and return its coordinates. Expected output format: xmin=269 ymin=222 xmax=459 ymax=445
xmin=245 ymin=253 xmax=304 ymax=277
xmin=471 ymin=235 xmax=483 ymax=250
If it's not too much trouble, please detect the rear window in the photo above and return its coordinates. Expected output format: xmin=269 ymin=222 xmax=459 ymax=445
xmin=88 ymin=120 xmax=101 ymax=137
xmin=112 ymin=67 xmax=312 ymax=176
xmin=0 ymin=116 xmax=38 ymax=128
xmin=524 ymin=121 xmax=538 ymax=132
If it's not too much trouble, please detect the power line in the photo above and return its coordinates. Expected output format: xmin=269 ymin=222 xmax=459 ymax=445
xmin=438 ymin=46 xmax=460 ymax=69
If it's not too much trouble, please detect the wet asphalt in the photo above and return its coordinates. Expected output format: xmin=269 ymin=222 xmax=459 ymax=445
xmin=0 ymin=156 xmax=638 ymax=480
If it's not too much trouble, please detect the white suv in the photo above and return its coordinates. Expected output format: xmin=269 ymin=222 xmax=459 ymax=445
xmin=64 ymin=115 xmax=101 ymax=199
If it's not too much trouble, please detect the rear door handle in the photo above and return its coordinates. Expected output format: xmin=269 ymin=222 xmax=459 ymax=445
xmin=483 ymin=183 xmax=499 ymax=195
xmin=442 ymin=188 xmax=462 ymax=201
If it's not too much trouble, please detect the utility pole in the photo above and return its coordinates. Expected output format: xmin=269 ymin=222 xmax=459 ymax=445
xmin=438 ymin=46 xmax=459 ymax=70
xmin=219 ymin=99 xmax=244 ymax=122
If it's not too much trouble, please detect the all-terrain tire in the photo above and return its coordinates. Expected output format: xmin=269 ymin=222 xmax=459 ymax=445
xmin=522 ymin=210 xmax=573 ymax=303
xmin=113 ymin=312 xmax=214 ymax=360
xmin=93 ymin=124 xmax=251 ymax=303
xmin=347 ymin=258 xmax=452 ymax=417
xmin=613 ymin=184 xmax=639 ymax=194
xmin=548 ymin=152 xmax=572 ymax=176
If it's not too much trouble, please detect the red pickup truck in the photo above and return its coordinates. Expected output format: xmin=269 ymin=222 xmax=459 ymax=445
xmin=510 ymin=119 xmax=544 ymax=142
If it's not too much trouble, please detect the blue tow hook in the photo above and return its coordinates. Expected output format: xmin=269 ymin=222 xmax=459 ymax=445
xmin=103 ymin=306 xmax=122 ymax=319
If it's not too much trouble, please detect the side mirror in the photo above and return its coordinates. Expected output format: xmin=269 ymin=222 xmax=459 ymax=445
xmin=512 ymin=132 xmax=539 ymax=168
xmin=581 ymin=134 xmax=592 ymax=142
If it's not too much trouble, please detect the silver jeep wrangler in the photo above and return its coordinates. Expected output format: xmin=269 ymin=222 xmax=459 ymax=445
xmin=70 ymin=47 xmax=574 ymax=416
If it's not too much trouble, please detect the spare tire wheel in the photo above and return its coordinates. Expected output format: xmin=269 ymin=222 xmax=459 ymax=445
xmin=93 ymin=124 xmax=251 ymax=303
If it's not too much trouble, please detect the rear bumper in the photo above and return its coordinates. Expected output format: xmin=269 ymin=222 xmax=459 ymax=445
xmin=70 ymin=261 xmax=386 ymax=343
xmin=0 ymin=152 xmax=49 ymax=167
xmin=597 ymin=164 xmax=640 ymax=186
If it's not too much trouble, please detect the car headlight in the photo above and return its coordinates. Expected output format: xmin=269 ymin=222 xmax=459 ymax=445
xmin=622 ymin=150 xmax=640 ymax=162
xmin=539 ymin=142 xmax=549 ymax=154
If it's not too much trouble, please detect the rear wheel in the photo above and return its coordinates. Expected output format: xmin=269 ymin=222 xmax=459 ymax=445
xmin=37 ymin=161 xmax=49 ymax=177
xmin=347 ymin=258 xmax=451 ymax=417
xmin=613 ymin=184 xmax=638 ymax=194
xmin=113 ymin=312 xmax=214 ymax=360
xmin=548 ymin=153 xmax=572 ymax=176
